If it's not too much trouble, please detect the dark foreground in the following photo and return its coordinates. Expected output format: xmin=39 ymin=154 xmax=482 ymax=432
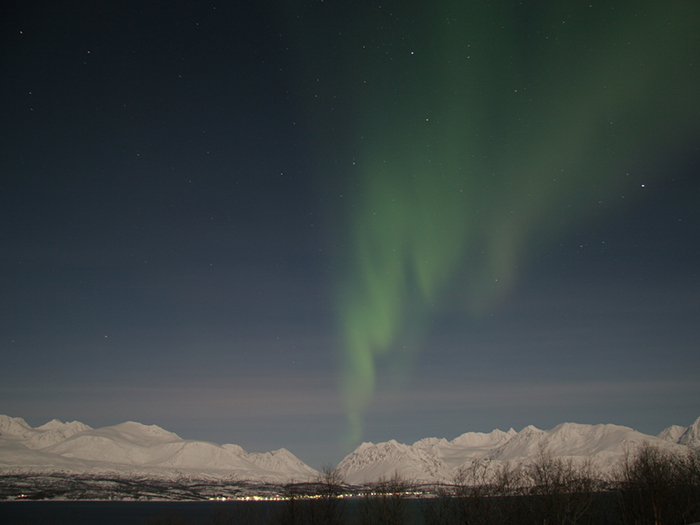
xmin=1 ymin=491 xmax=698 ymax=525
xmin=2 ymin=500 xmax=281 ymax=525
xmin=0 ymin=494 xmax=616 ymax=525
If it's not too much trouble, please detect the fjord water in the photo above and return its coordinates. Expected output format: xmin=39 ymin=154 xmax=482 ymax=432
xmin=1 ymin=500 xmax=275 ymax=525
xmin=0 ymin=499 xmax=427 ymax=525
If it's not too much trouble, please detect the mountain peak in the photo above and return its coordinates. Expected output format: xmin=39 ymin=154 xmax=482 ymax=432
xmin=679 ymin=417 xmax=700 ymax=448
xmin=0 ymin=415 xmax=32 ymax=437
xmin=37 ymin=419 xmax=65 ymax=430
xmin=658 ymin=424 xmax=688 ymax=443
xmin=337 ymin=439 xmax=450 ymax=484
xmin=109 ymin=421 xmax=181 ymax=441
xmin=336 ymin=418 xmax=700 ymax=485
xmin=450 ymin=428 xmax=515 ymax=448
xmin=0 ymin=414 xmax=318 ymax=483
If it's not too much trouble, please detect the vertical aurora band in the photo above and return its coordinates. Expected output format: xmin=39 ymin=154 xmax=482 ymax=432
xmin=309 ymin=1 xmax=700 ymax=444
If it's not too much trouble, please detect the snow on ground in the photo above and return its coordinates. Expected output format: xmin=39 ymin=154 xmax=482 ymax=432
xmin=0 ymin=415 xmax=318 ymax=483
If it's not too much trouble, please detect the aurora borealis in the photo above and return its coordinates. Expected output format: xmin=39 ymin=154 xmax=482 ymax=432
xmin=1 ymin=0 xmax=699 ymax=467
xmin=310 ymin=0 xmax=700 ymax=443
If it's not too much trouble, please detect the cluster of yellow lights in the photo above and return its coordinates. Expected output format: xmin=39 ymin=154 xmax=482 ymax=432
xmin=208 ymin=491 xmax=420 ymax=502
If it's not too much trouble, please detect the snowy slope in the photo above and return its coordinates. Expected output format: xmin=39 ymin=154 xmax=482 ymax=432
xmin=0 ymin=415 xmax=92 ymax=449
xmin=337 ymin=418 xmax=700 ymax=485
xmin=244 ymin=448 xmax=320 ymax=480
xmin=0 ymin=415 xmax=317 ymax=482
xmin=658 ymin=419 xmax=700 ymax=448
xmin=658 ymin=424 xmax=688 ymax=443
xmin=679 ymin=418 xmax=700 ymax=448
xmin=488 ymin=422 xmax=658 ymax=462
xmin=414 ymin=428 xmax=517 ymax=470
xmin=336 ymin=440 xmax=452 ymax=485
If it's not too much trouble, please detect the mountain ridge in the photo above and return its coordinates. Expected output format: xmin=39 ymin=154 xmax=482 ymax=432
xmin=337 ymin=418 xmax=700 ymax=485
xmin=0 ymin=415 xmax=317 ymax=482
xmin=1 ymin=414 xmax=698 ymax=485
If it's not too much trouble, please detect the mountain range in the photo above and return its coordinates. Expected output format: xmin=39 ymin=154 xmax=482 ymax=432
xmin=1 ymin=414 xmax=698 ymax=485
xmin=338 ymin=417 xmax=700 ymax=484
xmin=0 ymin=415 xmax=317 ymax=483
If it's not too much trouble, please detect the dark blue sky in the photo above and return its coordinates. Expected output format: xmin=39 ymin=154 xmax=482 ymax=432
xmin=1 ymin=0 xmax=699 ymax=468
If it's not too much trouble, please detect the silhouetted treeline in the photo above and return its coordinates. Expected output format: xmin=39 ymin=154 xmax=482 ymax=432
xmin=421 ymin=443 xmax=700 ymax=525
xmin=616 ymin=442 xmax=700 ymax=525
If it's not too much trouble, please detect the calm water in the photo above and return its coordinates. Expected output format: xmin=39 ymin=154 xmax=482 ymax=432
xmin=0 ymin=500 xmax=275 ymax=525
xmin=0 ymin=495 xmax=626 ymax=524
xmin=0 ymin=499 xmax=425 ymax=525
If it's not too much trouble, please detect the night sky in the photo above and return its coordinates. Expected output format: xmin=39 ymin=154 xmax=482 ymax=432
xmin=2 ymin=0 xmax=699 ymax=468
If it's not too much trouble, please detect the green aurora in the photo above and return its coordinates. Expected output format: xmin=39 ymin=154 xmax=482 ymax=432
xmin=286 ymin=1 xmax=700 ymax=444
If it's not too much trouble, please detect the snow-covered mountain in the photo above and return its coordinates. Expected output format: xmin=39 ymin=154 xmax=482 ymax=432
xmin=335 ymin=440 xmax=453 ymax=484
xmin=0 ymin=415 xmax=317 ymax=482
xmin=337 ymin=417 xmax=700 ymax=485
xmin=4 ymin=414 xmax=698 ymax=487
xmin=658 ymin=424 xmax=688 ymax=443
xmin=677 ymin=418 xmax=700 ymax=448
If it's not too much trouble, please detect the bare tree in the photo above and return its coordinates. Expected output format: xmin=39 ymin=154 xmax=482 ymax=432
xmin=309 ymin=464 xmax=346 ymax=525
xmin=359 ymin=471 xmax=412 ymax=525
xmin=273 ymin=482 xmax=305 ymax=525
xmin=616 ymin=442 xmax=700 ymax=525
xmin=421 ymin=481 xmax=458 ymax=525
xmin=422 ymin=459 xmax=526 ymax=525
xmin=525 ymin=446 xmax=600 ymax=525
xmin=455 ymin=459 xmax=494 ymax=524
